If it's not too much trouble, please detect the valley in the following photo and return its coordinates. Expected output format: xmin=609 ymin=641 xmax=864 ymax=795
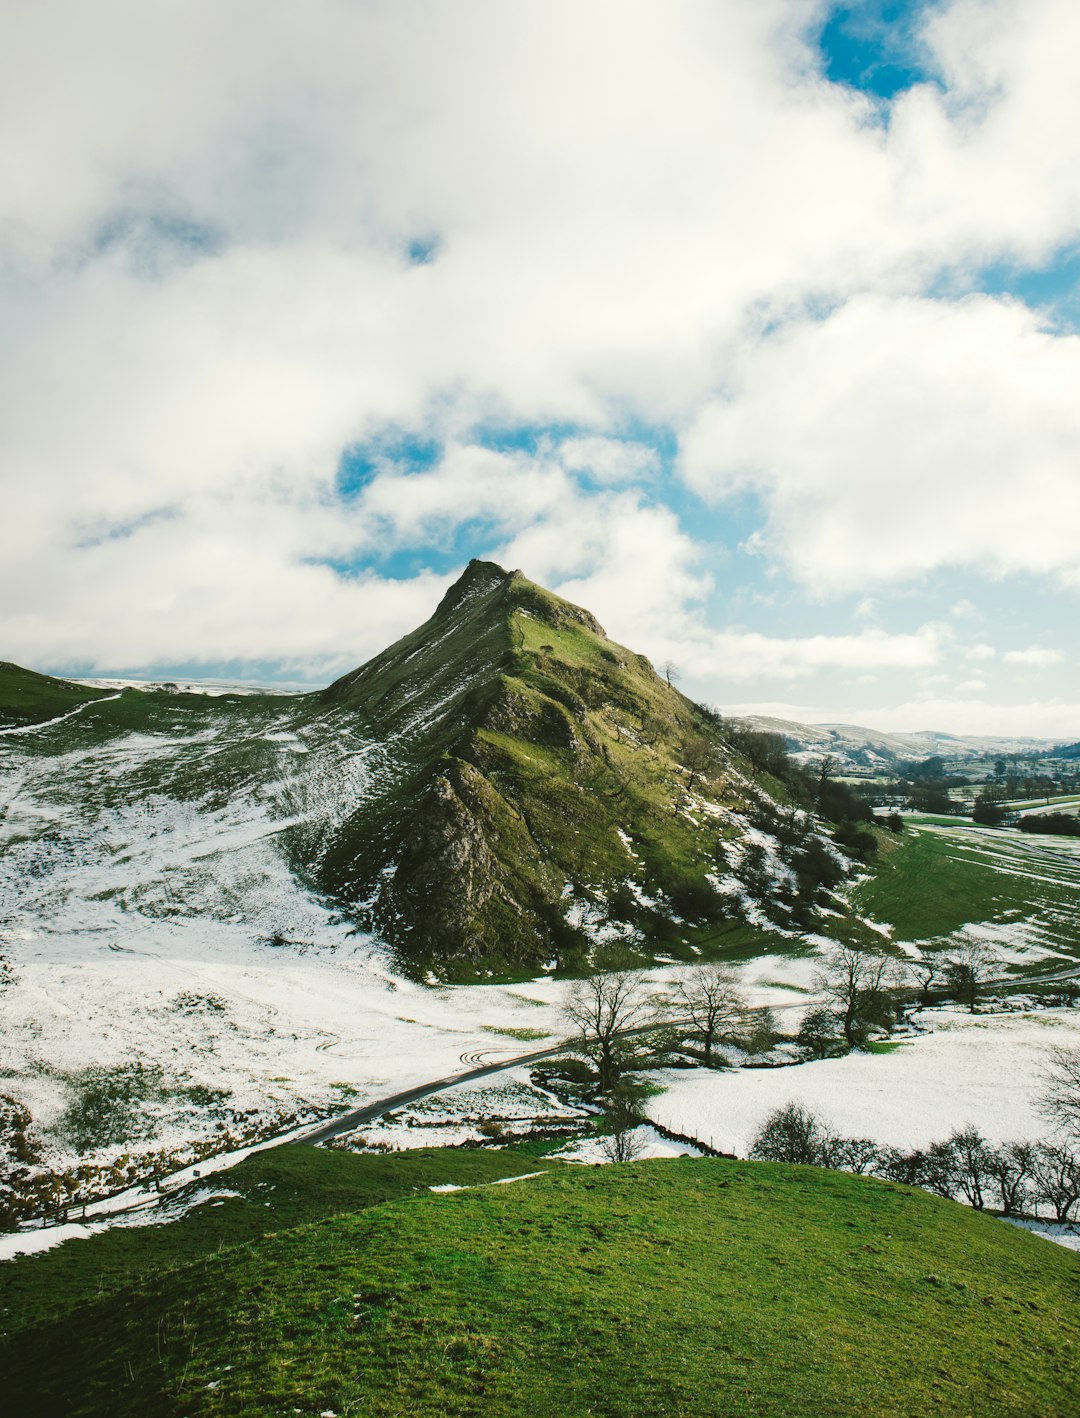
xmin=2 ymin=564 xmax=1079 ymax=1418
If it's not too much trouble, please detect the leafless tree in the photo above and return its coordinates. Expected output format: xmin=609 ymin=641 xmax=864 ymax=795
xmin=944 ymin=940 xmax=999 ymax=1013
xmin=1037 ymin=1045 xmax=1080 ymax=1139
xmin=563 ymin=971 xmax=655 ymax=1091
xmin=681 ymin=736 xmax=714 ymax=794
xmin=949 ymin=1126 xmax=993 ymax=1210
xmin=830 ymin=1136 xmax=881 ymax=1174
xmin=661 ymin=659 xmax=679 ymax=688
xmin=675 ymin=964 xmax=748 ymax=1066
xmin=813 ymin=945 xmax=896 ymax=1050
xmin=986 ymin=1140 xmax=1038 ymax=1216
xmin=1032 ymin=1141 xmax=1080 ymax=1222
xmin=601 ymin=1124 xmax=647 ymax=1163
xmin=749 ymin=1101 xmax=830 ymax=1165
xmin=907 ymin=956 xmax=942 ymax=1007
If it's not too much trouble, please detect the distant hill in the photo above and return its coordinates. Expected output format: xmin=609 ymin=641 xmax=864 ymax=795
xmin=735 ymin=714 xmax=1059 ymax=771
xmin=0 ymin=660 xmax=111 ymax=730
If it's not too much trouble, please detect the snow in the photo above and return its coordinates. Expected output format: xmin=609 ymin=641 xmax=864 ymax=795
xmin=1002 ymin=1217 xmax=1080 ymax=1252
xmin=0 ymin=1186 xmax=250 ymax=1264
xmin=0 ymin=1223 xmax=93 ymax=1260
xmin=554 ymin=1125 xmax=702 ymax=1164
xmin=646 ymin=1008 xmax=1080 ymax=1155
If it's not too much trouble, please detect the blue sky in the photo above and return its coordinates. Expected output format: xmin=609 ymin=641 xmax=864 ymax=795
xmin=2 ymin=0 xmax=1079 ymax=735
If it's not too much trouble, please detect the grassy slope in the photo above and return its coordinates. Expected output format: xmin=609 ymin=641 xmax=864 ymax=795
xmin=3 ymin=1156 xmax=1077 ymax=1417
xmin=0 ymin=1144 xmax=558 ymax=1335
xmin=853 ymin=821 xmax=1080 ymax=966
xmin=0 ymin=662 xmax=111 ymax=729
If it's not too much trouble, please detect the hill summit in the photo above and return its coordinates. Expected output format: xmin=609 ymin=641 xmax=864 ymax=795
xmin=301 ymin=561 xmax=833 ymax=977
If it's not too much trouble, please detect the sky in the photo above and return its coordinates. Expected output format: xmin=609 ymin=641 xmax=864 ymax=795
xmin=3 ymin=0 xmax=1080 ymax=737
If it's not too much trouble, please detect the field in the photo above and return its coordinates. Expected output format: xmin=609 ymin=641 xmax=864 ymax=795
xmin=646 ymin=1006 xmax=1080 ymax=1157
xmin=852 ymin=820 xmax=1080 ymax=968
xmin=2 ymin=1151 xmax=1077 ymax=1417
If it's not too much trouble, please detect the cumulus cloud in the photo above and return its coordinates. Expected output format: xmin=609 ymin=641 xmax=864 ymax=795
xmin=670 ymin=623 xmax=946 ymax=685
xmin=557 ymin=437 xmax=660 ymax=484
xmin=1003 ymin=646 xmax=1065 ymax=667
xmin=679 ymin=294 xmax=1080 ymax=590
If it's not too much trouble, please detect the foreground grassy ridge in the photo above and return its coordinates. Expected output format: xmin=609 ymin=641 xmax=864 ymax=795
xmin=4 ymin=1157 xmax=1077 ymax=1417
xmin=853 ymin=821 xmax=1080 ymax=965
xmin=0 ymin=1144 xmax=559 ymax=1336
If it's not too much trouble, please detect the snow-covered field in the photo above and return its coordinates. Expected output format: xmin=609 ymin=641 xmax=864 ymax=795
xmin=646 ymin=1007 xmax=1080 ymax=1156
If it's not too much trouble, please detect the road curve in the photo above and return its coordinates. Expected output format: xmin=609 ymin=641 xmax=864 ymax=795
xmin=296 ymin=1038 xmax=581 ymax=1146
xmin=294 ymin=1018 xmax=700 ymax=1147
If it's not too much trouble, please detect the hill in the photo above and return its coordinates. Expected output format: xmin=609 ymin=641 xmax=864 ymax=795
xmin=2 ymin=562 xmax=873 ymax=981
xmin=0 ymin=661 xmax=111 ymax=730
xmin=2 ymin=1150 xmax=1077 ymax=1417
xmin=303 ymin=559 xmax=802 ymax=975
xmin=736 ymin=714 xmax=1058 ymax=773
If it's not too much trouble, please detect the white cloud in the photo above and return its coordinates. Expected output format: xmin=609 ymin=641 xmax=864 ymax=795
xmin=672 ymin=623 xmax=946 ymax=684
xmin=1003 ymin=646 xmax=1065 ymax=667
xmin=679 ymin=294 xmax=1080 ymax=590
xmin=556 ymin=437 xmax=660 ymax=484
xmin=2 ymin=0 xmax=1080 ymax=701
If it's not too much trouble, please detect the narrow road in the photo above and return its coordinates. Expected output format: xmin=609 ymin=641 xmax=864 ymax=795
xmin=297 ymin=1038 xmax=582 ymax=1145
xmin=297 ymin=1018 xmax=697 ymax=1146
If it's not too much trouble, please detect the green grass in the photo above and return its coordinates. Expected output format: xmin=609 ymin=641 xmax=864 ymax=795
xmin=0 ymin=661 xmax=111 ymax=729
xmin=852 ymin=822 xmax=1080 ymax=962
xmin=0 ymin=1144 xmax=563 ymax=1336
xmin=3 ymin=1156 xmax=1077 ymax=1416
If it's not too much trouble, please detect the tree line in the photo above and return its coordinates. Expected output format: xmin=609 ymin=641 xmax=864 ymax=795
xmin=749 ymin=1042 xmax=1080 ymax=1223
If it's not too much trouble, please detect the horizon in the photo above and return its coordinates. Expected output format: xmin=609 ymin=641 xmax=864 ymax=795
xmin=4 ymin=1 xmax=1079 ymax=737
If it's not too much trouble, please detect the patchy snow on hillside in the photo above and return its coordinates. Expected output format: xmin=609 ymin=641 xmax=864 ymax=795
xmin=646 ymin=1007 xmax=1080 ymax=1156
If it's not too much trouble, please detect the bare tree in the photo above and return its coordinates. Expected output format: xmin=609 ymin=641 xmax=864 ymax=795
xmin=797 ymin=1007 xmax=840 ymax=1059
xmin=1037 ymin=1045 xmax=1080 ymax=1139
xmin=563 ymin=971 xmax=655 ymax=1091
xmin=661 ymin=659 xmax=679 ymax=687
xmin=813 ymin=945 xmax=896 ymax=1050
xmin=949 ymin=1126 xmax=993 ymax=1210
xmin=986 ymin=1140 xmax=1038 ymax=1216
xmin=1032 ymin=1142 xmax=1080 ymax=1222
xmin=944 ymin=940 xmax=998 ymax=1013
xmin=830 ymin=1136 xmax=881 ymax=1174
xmin=681 ymin=736 xmax=714 ymax=794
xmin=601 ymin=1126 xmax=647 ymax=1163
xmin=907 ymin=957 xmax=941 ymax=1007
xmin=598 ymin=1078 xmax=651 ymax=1162
xmin=675 ymin=965 xmax=748 ymax=1066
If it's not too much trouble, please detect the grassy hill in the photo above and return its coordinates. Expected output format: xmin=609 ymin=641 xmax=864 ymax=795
xmin=0 ymin=661 xmax=111 ymax=729
xmin=2 ymin=1149 xmax=1077 ymax=1417
xmin=305 ymin=559 xmax=837 ymax=977
xmin=852 ymin=817 xmax=1080 ymax=970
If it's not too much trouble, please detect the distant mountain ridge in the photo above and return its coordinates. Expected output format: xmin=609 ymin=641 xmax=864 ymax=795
xmin=735 ymin=714 xmax=1059 ymax=770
